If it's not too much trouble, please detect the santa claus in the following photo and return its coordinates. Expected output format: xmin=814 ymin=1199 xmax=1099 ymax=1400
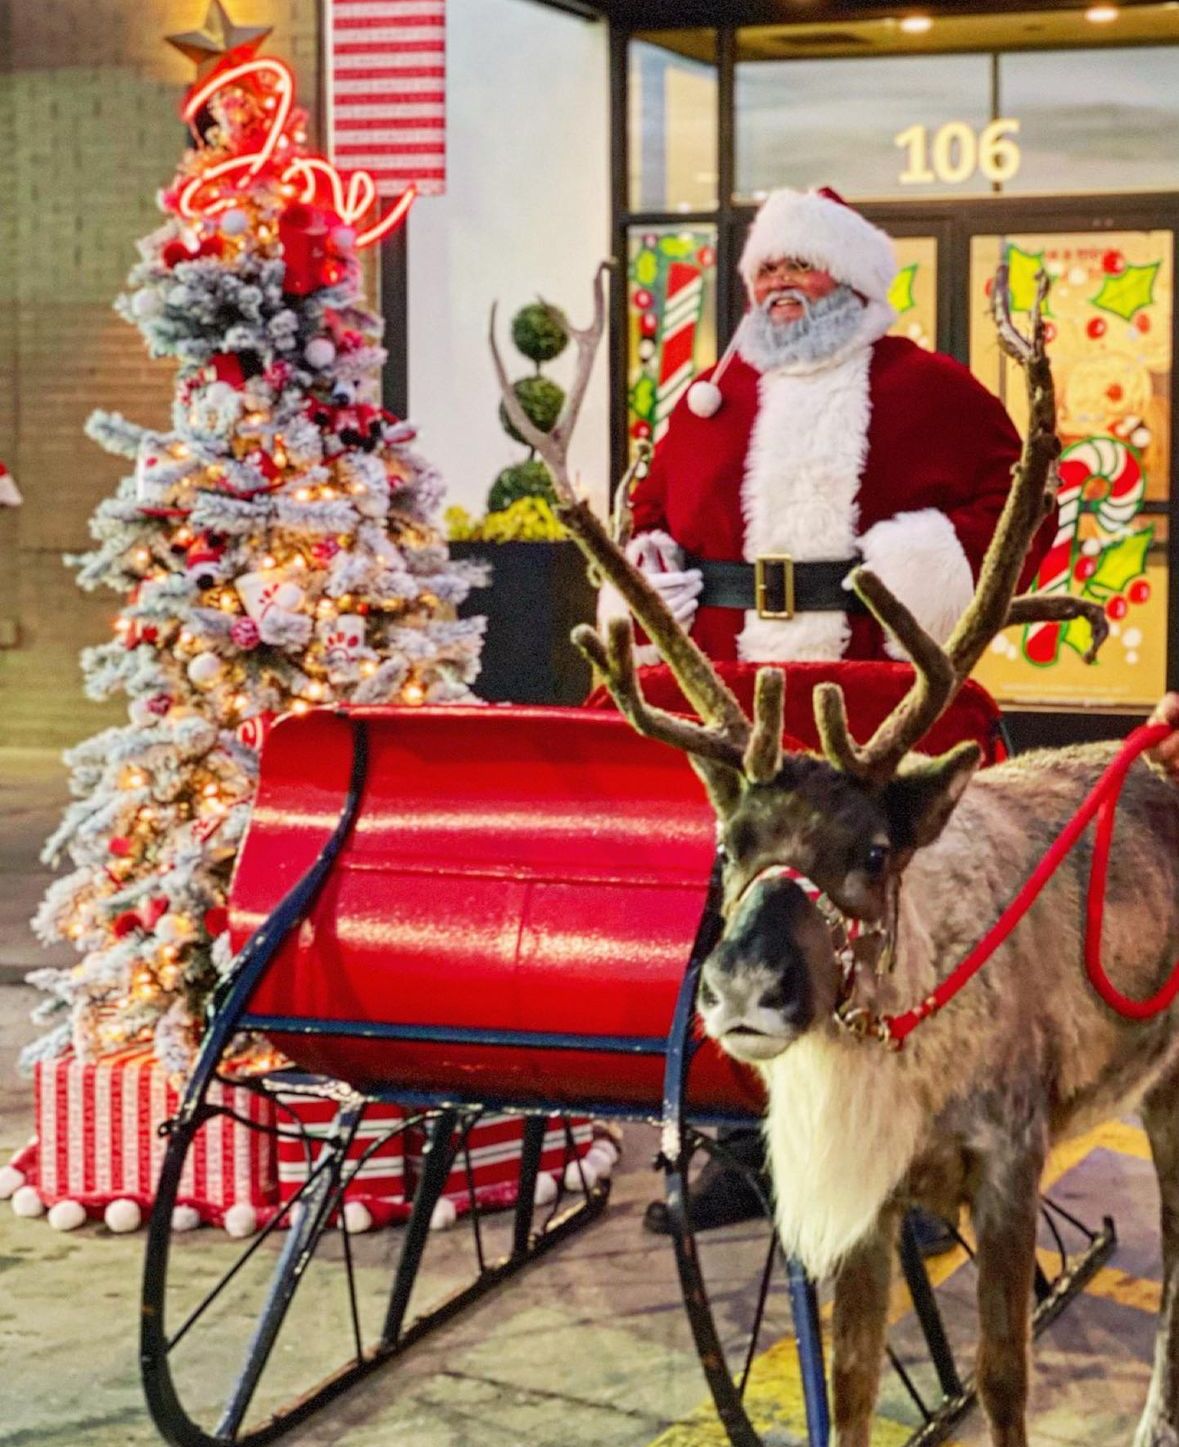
xmin=620 ymin=186 xmax=1050 ymax=663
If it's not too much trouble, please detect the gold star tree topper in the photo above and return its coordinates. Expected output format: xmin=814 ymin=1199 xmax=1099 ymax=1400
xmin=166 ymin=1 xmax=273 ymax=74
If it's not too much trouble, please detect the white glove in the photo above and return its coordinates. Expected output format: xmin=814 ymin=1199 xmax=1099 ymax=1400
xmin=597 ymin=529 xmax=704 ymax=633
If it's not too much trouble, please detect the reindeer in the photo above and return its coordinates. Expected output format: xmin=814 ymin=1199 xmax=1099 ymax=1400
xmin=492 ymin=267 xmax=1179 ymax=1447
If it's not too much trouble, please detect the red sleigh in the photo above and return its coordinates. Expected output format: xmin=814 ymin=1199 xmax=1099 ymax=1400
xmin=141 ymin=664 xmax=1109 ymax=1447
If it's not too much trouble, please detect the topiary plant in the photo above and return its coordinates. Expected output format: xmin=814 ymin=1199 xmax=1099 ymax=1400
xmin=486 ymin=299 xmax=572 ymax=522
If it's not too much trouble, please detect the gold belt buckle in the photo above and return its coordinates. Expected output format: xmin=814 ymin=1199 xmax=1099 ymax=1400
xmin=755 ymin=554 xmax=795 ymax=619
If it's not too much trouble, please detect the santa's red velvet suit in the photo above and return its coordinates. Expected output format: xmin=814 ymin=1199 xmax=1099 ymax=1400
xmin=626 ymin=188 xmax=1051 ymax=663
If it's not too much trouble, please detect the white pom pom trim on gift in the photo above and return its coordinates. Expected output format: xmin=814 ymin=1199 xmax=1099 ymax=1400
xmin=104 ymin=1198 xmax=142 ymax=1233
xmin=343 ymin=1200 xmax=373 ymax=1234
xmin=564 ymin=1158 xmax=599 ymax=1193
xmin=171 ymin=1205 xmax=201 ymax=1232
xmin=429 ymin=1197 xmax=457 ymax=1232
xmin=0 ymin=1163 xmax=26 ymax=1200
xmin=533 ymin=1172 xmax=559 ymax=1207
xmin=224 ymin=1203 xmax=258 ymax=1238
xmin=221 ymin=208 xmax=250 ymax=236
xmin=304 ymin=338 xmax=337 ymax=369
xmin=12 ymin=1184 xmax=45 ymax=1218
xmin=48 ymin=1199 xmax=87 ymax=1232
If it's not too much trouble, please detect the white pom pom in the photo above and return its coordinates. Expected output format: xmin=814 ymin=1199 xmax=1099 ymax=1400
xmin=12 ymin=1185 xmax=45 ymax=1218
xmin=128 ymin=696 xmax=157 ymax=727
xmin=171 ymin=1205 xmax=201 ymax=1232
xmin=224 ymin=1203 xmax=258 ymax=1238
xmin=342 ymin=1200 xmax=373 ymax=1234
xmin=187 ymin=651 xmax=223 ymax=687
xmin=130 ymin=289 xmax=164 ymax=320
xmin=104 ymin=1198 xmax=142 ymax=1233
xmin=564 ymin=1158 xmax=599 ymax=1192
xmin=533 ymin=1172 xmax=558 ymax=1207
xmin=589 ymin=1136 xmax=620 ymax=1166
xmin=686 ymin=379 xmax=723 ymax=418
xmin=221 ymin=208 xmax=250 ymax=236
xmin=0 ymin=1164 xmax=26 ymax=1200
xmin=48 ymin=1199 xmax=87 ymax=1232
xmin=429 ymin=1197 xmax=457 ymax=1232
xmin=585 ymin=1146 xmax=616 ymax=1181
xmin=304 ymin=337 xmax=337 ymax=369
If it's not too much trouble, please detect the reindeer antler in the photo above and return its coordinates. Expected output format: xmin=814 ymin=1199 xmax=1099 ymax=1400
xmin=813 ymin=265 xmax=1105 ymax=786
xmin=490 ymin=264 xmax=758 ymax=759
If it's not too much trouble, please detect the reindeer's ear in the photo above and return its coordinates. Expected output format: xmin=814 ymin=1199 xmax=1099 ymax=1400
xmin=883 ymin=741 xmax=981 ymax=850
xmin=689 ymin=755 xmax=745 ymax=817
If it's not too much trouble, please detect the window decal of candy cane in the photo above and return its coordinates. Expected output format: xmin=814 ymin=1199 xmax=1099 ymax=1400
xmin=1023 ymin=434 xmax=1145 ymax=667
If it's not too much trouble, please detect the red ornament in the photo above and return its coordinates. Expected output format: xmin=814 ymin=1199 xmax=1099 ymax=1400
xmin=144 ymin=896 xmax=170 ymax=927
xmin=1074 ymin=556 xmax=1098 ymax=583
xmin=1102 ymin=250 xmax=1126 ymax=275
xmin=112 ymin=910 xmax=143 ymax=939
xmin=1106 ymin=595 xmax=1129 ymax=621
xmin=146 ymin=693 xmax=172 ymax=717
xmin=230 ymin=616 xmax=261 ymax=649
xmin=1107 ymin=383 xmax=1124 ymax=404
xmin=312 ymin=538 xmax=341 ymax=564
xmin=697 ymin=247 xmax=716 ymax=267
xmin=640 ymin=313 xmax=658 ymax=339
xmin=206 ymin=353 xmax=248 ymax=389
xmin=196 ymin=234 xmax=225 ymax=259
xmin=631 ymin=420 xmax=653 ymax=441
xmin=162 ymin=239 xmax=194 ymax=269
xmin=203 ymin=906 xmax=230 ymax=938
xmin=1129 ymin=579 xmax=1152 ymax=605
xmin=355 ymin=601 xmax=371 ymax=616
xmin=1136 ymin=313 xmax=1152 ymax=334
xmin=108 ymin=837 xmax=133 ymax=858
xmin=1086 ymin=317 xmax=1107 ymax=340
xmin=632 ymin=289 xmax=653 ymax=310
xmin=1042 ymin=322 xmax=1056 ymax=344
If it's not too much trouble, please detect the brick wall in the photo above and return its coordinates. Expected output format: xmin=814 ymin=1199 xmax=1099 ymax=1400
xmin=0 ymin=0 xmax=321 ymax=748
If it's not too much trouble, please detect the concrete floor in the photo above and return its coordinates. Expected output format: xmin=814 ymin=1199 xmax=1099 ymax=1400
xmin=0 ymin=749 xmax=1171 ymax=1447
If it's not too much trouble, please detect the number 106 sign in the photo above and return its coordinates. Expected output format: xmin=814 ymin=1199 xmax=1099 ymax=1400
xmin=894 ymin=119 xmax=1022 ymax=186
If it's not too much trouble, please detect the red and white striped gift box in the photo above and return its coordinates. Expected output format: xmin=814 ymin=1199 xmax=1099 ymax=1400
xmin=275 ymin=1094 xmax=413 ymax=1226
xmin=410 ymin=1114 xmax=593 ymax=1215
xmin=327 ymin=0 xmax=447 ymax=197
xmin=30 ymin=1049 xmax=276 ymax=1224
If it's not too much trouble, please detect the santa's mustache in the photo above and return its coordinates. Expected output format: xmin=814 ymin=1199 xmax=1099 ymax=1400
xmin=761 ymin=287 xmax=812 ymax=319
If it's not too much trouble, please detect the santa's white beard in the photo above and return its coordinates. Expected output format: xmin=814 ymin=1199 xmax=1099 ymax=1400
xmin=738 ymin=284 xmax=866 ymax=372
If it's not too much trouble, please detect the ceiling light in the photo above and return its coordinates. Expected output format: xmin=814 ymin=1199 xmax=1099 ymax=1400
xmin=899 ymin=14 xmax=933 ymax=33
xmin=1085 ymin=4 xmax=1119 ymax=20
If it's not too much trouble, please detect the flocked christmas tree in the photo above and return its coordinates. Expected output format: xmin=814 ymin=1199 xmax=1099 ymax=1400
xmin=26 ymin=44 xmax=484 ymax=1075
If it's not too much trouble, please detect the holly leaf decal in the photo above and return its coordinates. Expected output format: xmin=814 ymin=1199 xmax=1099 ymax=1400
xmin=1060 ymin=613 xmax=1095 ymax=660
xmin=630 ymin=374 xmax=656 ymax=418
xmin=888 ymin=263 xmax=917 ymax=316
xmin=659 ymin=236 xmax=696 ymax=259
xmin=1091 ymin=261 xmax=1160 ymax=322
xmin=1086 ymin=525 xmax=1153 ymax=597
xmin=1005 ymin=244 xmax=1048 ymax=314
xmin=632 ymin=251 xmax=658 ymax=287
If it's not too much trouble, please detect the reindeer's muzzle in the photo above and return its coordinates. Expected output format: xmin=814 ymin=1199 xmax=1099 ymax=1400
xmin=698 ymin=867 xmax=824 ymax=1061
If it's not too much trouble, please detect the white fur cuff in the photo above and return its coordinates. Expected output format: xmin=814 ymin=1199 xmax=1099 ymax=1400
xmin=857 ymin=509 xmax=973 ymax=660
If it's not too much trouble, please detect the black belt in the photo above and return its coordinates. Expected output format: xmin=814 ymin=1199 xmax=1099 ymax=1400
xmin=683 ymin=554 xmax=867 ymax=619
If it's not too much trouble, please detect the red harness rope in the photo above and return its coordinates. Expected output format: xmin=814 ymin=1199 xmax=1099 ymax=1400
xmin=883 ymin=720 xmax=1177 ymax=1049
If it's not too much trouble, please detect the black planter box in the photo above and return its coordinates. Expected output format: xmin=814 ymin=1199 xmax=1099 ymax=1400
xmin=450 ymin=540 xmax=598 ymax=705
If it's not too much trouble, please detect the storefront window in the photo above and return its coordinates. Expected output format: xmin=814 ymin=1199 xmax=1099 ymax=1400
xmin=626 ymin=225 xmax=718 ymax=455
xmin=888 ymin=236 xmax=938 ymax=352
xmin=997 ymin=48 xmax=1179 ymax=195
xmin=628 ymin=34 xmax=718 ymax=213
xmin=734 ymin=53 xmax=991 ymax=203
xmin=970 ymin=230 xmax=1173 ymax=709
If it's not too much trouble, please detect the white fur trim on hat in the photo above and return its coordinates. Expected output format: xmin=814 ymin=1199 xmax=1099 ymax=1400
xmin=740 ymin=189 xmax=897 ymax=305
xmin=857 ymin=509 xmax=973 ymax=661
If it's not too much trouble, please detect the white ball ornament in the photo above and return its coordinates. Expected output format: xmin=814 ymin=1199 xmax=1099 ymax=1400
xmin=48 ymin=1199 xmax=87 ymax=1232
xmin=686 ymin=379 xmax=723 ymax=418
xmin=12 ymin=1185 xmax=45 ymax=1218
xmin=129 ymin=696 xmax=157 ymax=727
xmin=104 ymin=1198 xmax=142 ymax=1233
xmin=564 ymin=1158 xmax=599 ymax=1192
xmin=428 ymin=1197 xmax=457 ymax=1232
xmin=533 ymin=1172 xmax=559 ymax=1207
xmin=221 ymin=208 xmax=249 ymax=236
xmin=272 ymin=581 xmax=304 ymax=612
xmin=304 ymin=337 xmax=337 ymax=369
xmin=130 ymin=288 xmax=164 ymax=320
xmin=343 ymin=1200 xmax=373 ymax=1234
xmin=187 ymin=651 xmax=224 ymax=688
xmin=224 ymin=1203 xmax=258 ymax=1238
xmin=0 ymin=1163 xmax=26 ymax=1199
xmin=171 ymin=1205 xmax=201 ymax=1232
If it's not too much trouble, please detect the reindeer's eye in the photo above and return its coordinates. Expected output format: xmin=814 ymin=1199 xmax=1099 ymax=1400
xmin=863 ymin=843 xmax=890 ymax=879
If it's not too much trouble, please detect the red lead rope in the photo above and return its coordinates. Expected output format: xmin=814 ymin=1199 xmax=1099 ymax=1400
xmin=883 ymin=720 xmax=1177 ymax=1049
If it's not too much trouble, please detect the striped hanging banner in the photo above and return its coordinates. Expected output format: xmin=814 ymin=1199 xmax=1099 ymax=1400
xmin=327 ymin=0 xmax=447 ymax=197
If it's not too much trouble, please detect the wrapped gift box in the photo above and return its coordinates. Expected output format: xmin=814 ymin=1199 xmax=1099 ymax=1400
xmin=275 ymin=1093 xmax=413 ymax=1227
xmin=411 ymin=1113 xmax=594 ymax=1215
xmin=13 ymin=1048 xmax=277 ymax=1227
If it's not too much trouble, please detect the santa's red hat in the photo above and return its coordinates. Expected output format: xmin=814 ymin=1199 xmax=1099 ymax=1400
xmin=739 ymin=187 xmax=897 ymax=305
